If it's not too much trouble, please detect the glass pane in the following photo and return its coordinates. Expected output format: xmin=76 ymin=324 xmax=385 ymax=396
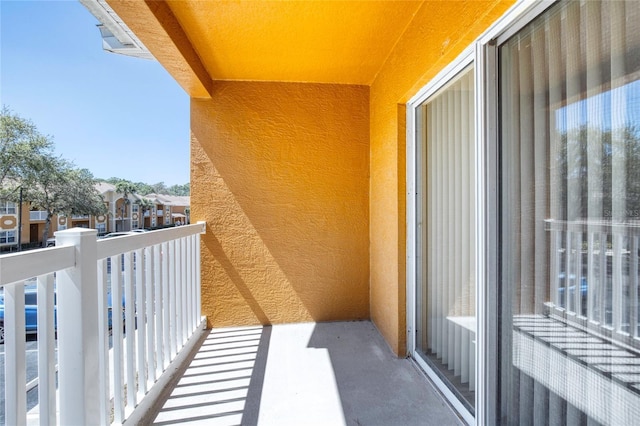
xmin=416 ymin=66 xmax=475 ymax=413
xmin=499 ymin=1 xmax=640 ymax=424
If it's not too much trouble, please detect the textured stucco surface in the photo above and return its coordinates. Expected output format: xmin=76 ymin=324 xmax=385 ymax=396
xmin=106 ymin=0 xmax=212 ymax=98
xmin=368 ymin=0 xmax=516 ymax=355
xmin=191 ymin=81 xmax=370 ymax=327
xmin=165 ymin=1 xmax=422 ymax=85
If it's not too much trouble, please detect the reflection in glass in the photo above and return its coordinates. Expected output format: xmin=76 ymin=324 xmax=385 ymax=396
xmin=499 ymin=1 xmax=640 ymax=424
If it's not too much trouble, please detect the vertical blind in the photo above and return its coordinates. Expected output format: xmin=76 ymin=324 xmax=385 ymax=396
xmin=417 ymin=67 xmax=476 ymax=410
xmin=499 ymin=1 xmax=640 ymax=424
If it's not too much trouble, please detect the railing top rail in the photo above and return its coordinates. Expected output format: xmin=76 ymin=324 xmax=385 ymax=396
xmin=545 ymin=218 xmax=640 ymax=234
xmin=96 ymin=221 xmax=206 ymax=260
xmin=0 ymin=245 xmax=75 ymax=287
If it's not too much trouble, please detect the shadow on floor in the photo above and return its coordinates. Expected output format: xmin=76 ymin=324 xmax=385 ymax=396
xmin=150 ymin=321 xmax=461 ymax=426
xmin=151 ymin=326 xmax=271 ymax=426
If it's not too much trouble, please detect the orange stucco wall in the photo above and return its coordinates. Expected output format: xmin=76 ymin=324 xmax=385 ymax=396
xmin=191 ymin=81 xmax=370 ymax=327
xmin=369 ymin=0 xmax=515 ymax=355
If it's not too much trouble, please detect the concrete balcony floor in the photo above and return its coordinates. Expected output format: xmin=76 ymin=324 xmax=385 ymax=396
xmin=146 ymin=321 xmax=463 ymax=426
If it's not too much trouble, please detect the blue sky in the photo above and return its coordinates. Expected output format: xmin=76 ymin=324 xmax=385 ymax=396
xmin=1 ymin=0 xmax=190 ymax=186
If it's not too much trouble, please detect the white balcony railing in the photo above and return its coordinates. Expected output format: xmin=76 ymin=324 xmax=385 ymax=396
xmin=546 ymin=219 xmax=640 ymax=350
xmin=29 ymin=211 xmax=48 ymax=221
xmin=0 ymin=222 xmax=206 ymax=425
xmin=156 ymin=210 xmax=163 ymax=216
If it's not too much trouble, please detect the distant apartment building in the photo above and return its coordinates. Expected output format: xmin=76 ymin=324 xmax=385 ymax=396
xmin=0 ymin=182 xmax=189 ymax=251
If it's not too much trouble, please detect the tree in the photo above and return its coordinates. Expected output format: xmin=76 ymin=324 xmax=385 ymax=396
xmin=184 ymin=207 xmax=191 ymax=224
xmin=168 ymin=183 xmax=190 ymax=196
xmin=150 ymin=182 xmax=168 ymax=195
xmin=556 ymin=124 xmax=640 ymax=221
xmin=0 ymin=107 xmax=53 ymax=190
xmin=136 ymin=197 xmax=154 ymax=227
xmin=20 ymin=155 xmax=107 ymax=246
xmin=115 ymin=180 xmax=137 ymax=231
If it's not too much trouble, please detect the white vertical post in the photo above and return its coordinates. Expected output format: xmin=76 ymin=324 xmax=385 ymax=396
xmin=135 ymin=247 xmax=147 ymax=397
xmin=154 ymin=244 xmax=164 ymax=376
xmin=145 ymin=245 xmax=156 ymax=385
xmin=175 ymin=238 xmax=183 ymax=348
xmin=124 ymin=251 xmax=136 ymax=409
xmin=97 ymin=258 xmax=110 ymax=425
xmin=162 ymin=241 xmax=171 ymax=367
xmin=197 ymin=224 xmax=203 ymax=321
xmin=5 ymin=282 xmax=26 ymax=426
xmin=112 ymin=255 xmax=125 ymax=424
xmin=169 ymin=240 xmax=177 ymax=359
xmin=55 ymin=227 xmax=100 ymax=426
xmin=37 ymin=273 xmax=56 ymax=426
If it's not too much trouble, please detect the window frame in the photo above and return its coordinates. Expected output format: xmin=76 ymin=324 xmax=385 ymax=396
xmin=406 ymin=46 xmax=476 ymax=424
xmin=406 ymin=1 xmax=559 ymax=424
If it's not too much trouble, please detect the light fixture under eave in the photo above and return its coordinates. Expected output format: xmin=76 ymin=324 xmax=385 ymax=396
xmin=80 ymin=0 xmax=154 ymax=61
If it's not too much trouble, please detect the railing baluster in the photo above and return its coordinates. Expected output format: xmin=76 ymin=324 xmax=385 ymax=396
xmin=145 ymin=245 xmax=156 ymax=386
xmin=135 ymin=247 xmax=147 ymax=397
xmin=187 ymin=235 xmax=194 ymax=331
xmin=598 ymin=232 xmax=607 ymax=325
xmin=613 ymin=232 xmax=624 ymax=331
xmin=197 ymin=230 xmax=202 ymax=322
xmin=97 ymin=258 xmax=110 ymax=425
xmin=162 ymin=241 xmax=171 ymax=368
xmin=5 ymin=282 xmax=26 ymax=426
xmin=154 ymin=243 xmax=164 ymax=376
xmin=124 ymin=251 xmax=137 ymax=410
xmin=182 ymin=237 xmax=189 ymax=339
xmin=630 ymin=236 xmax=638 ymax=339
xmin=175 ymin=238 xmax=183 ymax=349
xmin=169 ymin=240 xmax=177 ymax=359
xmin=112 ymin=254 xmax=125 ymax=423
xmin=37 ymin=273 xmax=56 ymax=426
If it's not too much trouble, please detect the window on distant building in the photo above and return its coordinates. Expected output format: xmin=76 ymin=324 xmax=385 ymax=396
xmin=0 ymin=231 xmax=16 ymax=244
xmin=0 ymin=201 xmax=17 ymax=215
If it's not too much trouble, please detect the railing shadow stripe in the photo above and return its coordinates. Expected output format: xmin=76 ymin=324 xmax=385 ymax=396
xmin=166 ymin=386 xmax=250 ymax=400
xmin=192 ymin=350 xmax=259 ymax=361
xmin=153 ymin=410 xmax=245 ymax=426
xmin=158 ymin=396 xmax=248 ymax=413
xmin=180 ymin=366 xmax=255 ymax=379
xmin=174 ymin=375 xmax=253 ymax=388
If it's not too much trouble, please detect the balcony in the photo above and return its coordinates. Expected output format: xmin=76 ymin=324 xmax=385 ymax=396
xmin=0 ymin=224 xmax=459 ymax=425
xmin=28 ymin=211 xmax=48 ymax=221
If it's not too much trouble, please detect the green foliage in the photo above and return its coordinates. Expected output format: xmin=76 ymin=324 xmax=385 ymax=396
xmin=167 ymin=182 xmax=190 ymax=196
xmin=22 ymin=156 xmax=107 ymax=244
xmin=1 ymin=108 xmax=106 ymax=245
xmin=137 ymin=197 xmax=154 ymax=214
xmin=556 ymin=125 xmax=640 ymax=220
xmin=103 ymin=177 xmax=189 ymax=196
xmin=0 ymin=106 xmax=53 ymax=188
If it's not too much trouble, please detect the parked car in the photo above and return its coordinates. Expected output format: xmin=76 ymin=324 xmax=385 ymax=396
xmin=0 ymin=287 xmax=123 ymax=344
xmin=101 ymin=232 xmax=137 ymax=239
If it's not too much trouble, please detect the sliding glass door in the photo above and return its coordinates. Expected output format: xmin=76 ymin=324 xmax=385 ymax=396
xmin=415 ymin=66 xmax=476 ymax=416
xmin=497 ymin=1 xmax=640 ymax=423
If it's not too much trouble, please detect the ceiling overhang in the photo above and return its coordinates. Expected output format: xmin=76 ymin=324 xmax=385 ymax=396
xmin=104 ymin=1 xmax=425 ymax=98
